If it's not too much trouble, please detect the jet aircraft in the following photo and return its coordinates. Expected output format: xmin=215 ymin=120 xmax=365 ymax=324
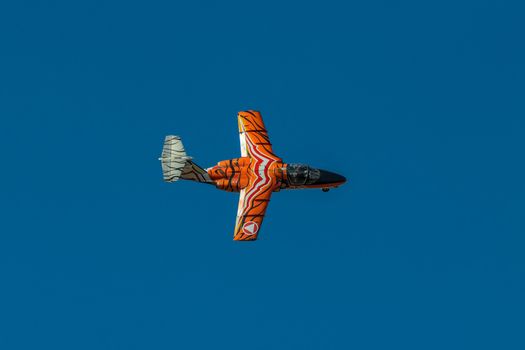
xmin=159 ymin=110 xmax=346 ymax=241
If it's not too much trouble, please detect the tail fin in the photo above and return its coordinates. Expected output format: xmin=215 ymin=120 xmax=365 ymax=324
xmin=159 ymin=135 xmax=212 ymax=184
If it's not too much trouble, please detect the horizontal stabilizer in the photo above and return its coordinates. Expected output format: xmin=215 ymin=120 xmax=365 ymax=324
xmin=159 ymin=135 xmax=191 ymax=182
xmin=159 ymin=135 xmax=212 ymax=184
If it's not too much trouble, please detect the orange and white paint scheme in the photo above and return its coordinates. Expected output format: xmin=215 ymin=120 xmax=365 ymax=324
xmin=159 ymin=110 xmax=346 ymax=241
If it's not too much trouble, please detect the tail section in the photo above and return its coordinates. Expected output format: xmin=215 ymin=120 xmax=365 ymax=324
xmin=159 ymin=135 xmax=212 ymax=184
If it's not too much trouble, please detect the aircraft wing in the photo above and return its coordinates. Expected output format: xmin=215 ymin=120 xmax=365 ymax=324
xmin=234 ymin=111 xmax=281 ymax=240
xmin=233 ymin=183 xmax=273 ymax=241
xmin=238 ymin=110 xmax=281 ymax=162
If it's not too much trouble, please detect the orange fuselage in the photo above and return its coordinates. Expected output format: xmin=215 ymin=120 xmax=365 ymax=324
xmin=207 ymin=157 xmax=346 ymax=192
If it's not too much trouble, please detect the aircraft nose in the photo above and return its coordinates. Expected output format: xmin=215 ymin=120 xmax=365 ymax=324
xmin=317 ymin=169 xmax=346 ymax=185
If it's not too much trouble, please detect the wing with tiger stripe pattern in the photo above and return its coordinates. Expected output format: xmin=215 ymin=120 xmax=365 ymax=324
xmin=233 ymin=184 xmax=273 ymax=241
xmin=234 ymin=110 xmax=281 ymax=240
xmin=238 ymin=110 xmax=281 ymax=162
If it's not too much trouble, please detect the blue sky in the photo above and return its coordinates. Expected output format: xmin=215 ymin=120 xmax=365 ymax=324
xmin=1 ymin=1 xmax=524 ymax=349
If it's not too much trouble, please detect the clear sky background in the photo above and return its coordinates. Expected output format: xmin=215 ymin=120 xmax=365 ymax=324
xmin=1 ymin=1 xmax=524 ymax=349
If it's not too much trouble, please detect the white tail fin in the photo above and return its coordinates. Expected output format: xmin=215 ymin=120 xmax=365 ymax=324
xmin=159 ymin=135 xmax=212 ymax=184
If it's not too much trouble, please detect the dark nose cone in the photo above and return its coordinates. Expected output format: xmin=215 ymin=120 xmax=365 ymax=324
xmin=316 ymin=169 xmax=346 ymax=185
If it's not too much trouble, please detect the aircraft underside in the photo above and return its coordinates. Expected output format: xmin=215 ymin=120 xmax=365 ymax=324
xmin=160 ymin=110 xmax=346 ymax=241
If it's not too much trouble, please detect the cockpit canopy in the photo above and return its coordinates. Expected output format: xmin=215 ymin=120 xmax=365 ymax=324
xmin=286 ymin=163 xmax=321 ymax=186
